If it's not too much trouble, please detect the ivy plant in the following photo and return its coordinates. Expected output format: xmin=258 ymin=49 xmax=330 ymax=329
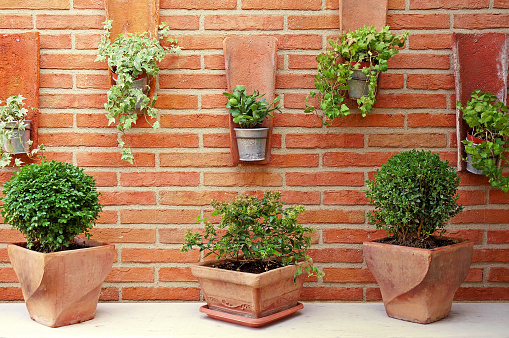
xmin=1 ymin=161 xmax=103 ymax=253
xmin=305 ymin=26 xmax=408 ymax=124
xmin=181 ymin=191 xmax=323 ymax=278
xmin=0 ymin=95 xmax=44 ymax=167
xmin=365 ymin=150 xmax=463 ymax=245
xmin=95 ymin=20 xmax=180 ymax=163
xmin=223 ymin=85 xmax=281 ymax=128
xmin=458 ymin=90 xmax=509 ymax=192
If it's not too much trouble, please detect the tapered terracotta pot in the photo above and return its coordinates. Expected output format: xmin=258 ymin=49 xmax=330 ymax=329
xmin=364 ymin=238 xmax=473 ymax=324
xmin=8 ymin=237 xmax=115 ymax=327
xmin=192 ymin=259 xmax=308 ymax=322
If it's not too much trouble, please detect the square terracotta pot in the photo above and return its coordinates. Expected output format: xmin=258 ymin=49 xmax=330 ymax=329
xmin=8 ymin=237 xmax=115 ymax=327
xmin=364 ymin=238 xmax=473 ymax=324
xmin=191 ymin=259 xmax=309 ymax=319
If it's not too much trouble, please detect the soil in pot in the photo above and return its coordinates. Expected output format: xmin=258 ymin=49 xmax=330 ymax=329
xmin=379 ymin=236 xmax=458 ymax=249
xmin=210 ymin=260 xmax=285 ymax=274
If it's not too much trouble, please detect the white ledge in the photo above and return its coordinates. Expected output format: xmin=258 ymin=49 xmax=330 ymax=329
xmin=0 ymin=302 xmax=507 ymax=337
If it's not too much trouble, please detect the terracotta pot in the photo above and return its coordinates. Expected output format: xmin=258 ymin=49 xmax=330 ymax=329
xmin=191 ymin=259 xmax=308 ymax=320
xmin=8 ymin=237 xmax=115 ymax=327
xmin=363 ymin=238 xmax=473 ymax=324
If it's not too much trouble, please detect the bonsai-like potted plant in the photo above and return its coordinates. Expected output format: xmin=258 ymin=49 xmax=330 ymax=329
xmin=181 ymin=191 xmax=322 ymax=327
xmin=305 ymin=25 xmax=408 ymax=124
xmin=2 ymin=161 xmax=115 ymax=327
xmin=0 ymin=95 xmax=44 ymax=167
xmin=363 ymin=150 xmax=473 ymax=324
xmin=95 ymin=20 xmax=180 ymax=163
xmin=457 ymin=90 xmax=509 ymax=193
xmin=223 ymin=84 xmax=281 ymax=161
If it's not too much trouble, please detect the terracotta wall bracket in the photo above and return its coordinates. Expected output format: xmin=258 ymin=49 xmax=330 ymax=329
xmin=452 ymin=33 xmax=509 ymax=171
xmin=339 ymin=0 xmax=388 ymax=33
xmin=0 ymin=32 xmax=40 ymax=165
xmin=223 ymin=36 xmax=278 ymax=165
xmin=104 ymin=0 xmax=160 ymax=101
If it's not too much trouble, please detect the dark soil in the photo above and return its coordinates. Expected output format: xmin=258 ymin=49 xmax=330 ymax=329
xmin=379 ymin=236 xmax=459 ymax=249
xmin=24 ymin=242 xmax=91 ymax=253
xmin=212 ymin=260 xmax=285 ymax=274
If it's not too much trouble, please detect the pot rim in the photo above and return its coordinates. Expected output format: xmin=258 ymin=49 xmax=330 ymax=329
xmin=466 ymin=132 xmax=486 ymax=144
xmin=363 ymin=236 xmax=473 ymax=253
xmin=8 ymin=237 xmax=114 ymax=256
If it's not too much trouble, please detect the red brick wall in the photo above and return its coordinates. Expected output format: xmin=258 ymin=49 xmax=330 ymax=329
xmin=0 ymin=0 xmax=508 ymax=302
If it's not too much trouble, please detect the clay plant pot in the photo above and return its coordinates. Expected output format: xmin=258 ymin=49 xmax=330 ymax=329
xmin=347 ymin=61 xmax=377 ymax=99
xmin=363 ymin=238 xmax=473 ymax=324
xmin=7 ymin=237 xmax=115 ymax=327
xmin=465 ymin=133 xmax=486 ymax=175
xmin=191 ymin=258 xmax=309 ymax=327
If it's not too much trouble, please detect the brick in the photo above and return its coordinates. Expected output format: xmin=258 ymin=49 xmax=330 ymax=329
xmin=442 ymin=229 xmax=483 ymax=244
xmin=458 ymin=172 xmax=491 ymax=187
xmin=387 ymin=14 xmax=450 ymax=30
xmin=202 ymin=94 xmax=228 ymax=109
xmin=84 ymin=171 xmax=117 ymax=187
xmin=323 ymin=229 xmax=387 ymax=243
xmin=457 ymin=190 xmax=486 ymax=206
xmin=204 ymin=172 xmax=283 ymax=187
xmin=286 ymin=133 xmax=364 ymax=149
xmin=38 ymin=113 xmax=72 ymax=128
xmin=160 ymin=15 xmax=200 ymax=30
xmin=329 ymin=114 xmax=405 ymax=128
xmin=42 ymin=151 xmax=73 ymax=163
xmin=160 ymin=55 xmax=201 ymax=70
xmin=40 ymin=94 xmax=105 ymax=109
xmin=204 ymin=55 xmax=225 ymax=70
xmin=0 ymin=287 xmax=23 ymax=301
xmin=0 ymin=268 xmax=18 ymax=283
xmin=410 ymin=0 xmax=489 ymax=9
xmin=160 ymin=152 xmax=232 ymax=167
xmin=123 ymin=287 xmax=200 ymax=301
xmin=159 ymin=74 xmax=226 ymax=89
xmin=323 ymin=152 xmax=397 ymax=167
xmin=120 ymin=209 xmax=200 ymax=224
xmin=159 ymin=228 xmax=203 ymax=244
xmin=0 ymin=0 xmax=68 ymax=9
xmin=0 ymin=249 xmax=9 ymax=263
xmin=39 ymin=132 xmax=117 ymax=147
xmin=465 ymin=268 xmax=483 ymax=282
xmin=76 ymin=152 xmax=155 ymax=167
xmin=120 ymin=172 xmax=199 ymax=187
xmin=494 ymin=0 xmax=509 ymax=7
xmin=407 ymin=74 xmax=455 ymax=90
xmin=455 ymin=287 xmax=509 ymax=301
xmin=368 ymin=133 xmax=447 ymax=148
xmin=268 ymin=154 xmax=319 ymax=167
xmin=273 ymin=113 xmax=323 ymax=128
xmin=99 ymin=191 xmax=157 ymax=206
xmin=276 ymin=74 xmax=315 ymax=89
xmin=154 ymin=95 xmax=198 ymax=109
xmin=99 ymin=287 xmax=119 ymax=301
xmin=323 ymin=191 xmax=370 ymax=205
xmin=388 ymin=0 xmax=406 ymax=9
xmin=409 ymin=34 xmax=453 ymax=50
xmin=0 ymin=15 xmax=32 ymax=29
xmin=159 ymin=267 xmax=196 ymax=282
xmin=126 ymin=133 xmax=199 ymax=148
xmin=204 ymin=15 xmax=284 ymax=31
xmin=323 ymin=268 xmax=376 ymax=283
xmin=40 ymin=74 xmax=73 ymax=89
xmin=36 ymin=14 xmax=104 ymax=29
xmin=0 ymin=229 xmax=24 ymax=243
xmin=75 ymin=34 xmax=102 ymax=50
xmin=407 ymin=113 xmax=456 ymax=127
xmin=286 ymin=172 xmax=364 ymax=187
xmin=487 ymin=230 xmax=509 ymax=244
xmin=288 ymin=15 xmax=339 ymax=30
xmin=96 ymin=210 xmax=117 ymax=224
xmin=276 ymin=34 xmax=322 ymax=50
xmin=76 ymin=74 xmax=109 ymax=89
xmin=106 ymin=267 xmax=154 ymax=283
xmin=380 ymin=73 xmax=405 ymax=89
xmin=288 ymin=55 xmax=318 ymax=69
xmin=41 ymin=54 xmax=104 ymax=70
xmin=280 ymin=191 xmax=321 ymax=205
xmin=389 ymin=54 xmax=450 ymax=69
xmin=309 ymin=248 xmax=363 ymax=262
xmin=301 ymin=287 xmax=363 ymax=301
xmin=366 ymin=288 xmax=382 ymax=301
xmin=122 ymin=248 xmax=199 ymax=263
xmin=454 ymin=14 xmax=509 ymax=29
xmin=488 ymin=267 xmax=509 ymax=282
xmin=375 ymin=94 xmax=447 ymax=109
xmin=242 ymin=0 xmax=321 ymax=10
xmin=489 ymin=190 xmax=509 ymax=204
xmin=171 ymin=34 xmax=225 ymax=50
xmin=299 ymin=209 xmax=365 ymax=224
xmin=473 ymin=249 xmax=509 ymax=263
xmin=202 ymin=133 xmax=230 ymax=148
xmin=73 ymin=0 xmax=103 ymax=9
xmin=160 ymin=191 xmax=237 ymax=206
xmin=452 ymin=209 xmax=509 ymax=224
xmin=161 ymin=0 xmax=236 ymax=9
xmin=161 ymin=114 xmax=227 ymax=129
xmin=40 ymin=34 xmax=72 ymax=49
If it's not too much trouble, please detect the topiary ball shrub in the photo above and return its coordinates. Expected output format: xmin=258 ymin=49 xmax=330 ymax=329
xmin=1 ymin=161 xmax=102 ymax=253
xmin=365 ymin=150 xmax=464 ymax=248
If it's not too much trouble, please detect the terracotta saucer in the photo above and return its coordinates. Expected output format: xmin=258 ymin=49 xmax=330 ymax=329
xmin=199 ymin=303 xmax=304 ymax=327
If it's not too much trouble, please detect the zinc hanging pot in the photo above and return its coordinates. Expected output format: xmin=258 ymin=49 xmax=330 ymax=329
xmin=2 ymin=120 xmax=31 ymax=154
xmin=347 ymin=62 xmax=377 ymax=99
xmin=234 ymin=127 xmax=268 ymax=161
xmin=112 ymin=72 xmax=149 ymax=109
xmin=465 ymin=133 xmax=486 ymax=175
xmin=363 ymin=238 xmax=473 ymax=324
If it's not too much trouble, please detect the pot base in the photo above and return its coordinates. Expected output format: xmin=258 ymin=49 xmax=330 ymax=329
xmin=199 ymin=303 xmax=303 ymax=327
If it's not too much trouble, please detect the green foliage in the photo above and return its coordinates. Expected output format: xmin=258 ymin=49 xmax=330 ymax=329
xmin=181 ymin=191 xmax=323 ymax=277
xmin=306 ymin=26 xmax=408 ymax=124
xmin=458 ymin=90 xmax=509 ymax=193
xmin=0 ymin=95 xmax=44 ymax=167
xmin=365 ymin=150 xmax=463 ymax=241
xmin=1 ymin=161 xmax=103 ymax=253
xmin=95 ymin=20 xmax=180 ymax=163
xmin=223 ymin=85 xmax=281 ymax=128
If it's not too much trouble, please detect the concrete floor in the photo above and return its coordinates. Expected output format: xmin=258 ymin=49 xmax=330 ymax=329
xmin=0 ymin=302 xmax=507 ymax=338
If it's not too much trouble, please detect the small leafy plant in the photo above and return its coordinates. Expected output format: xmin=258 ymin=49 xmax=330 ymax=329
xmin=1 ymin=161 xmax=103 ymax=253
xmin=223 ymin=85 xmax=281 ymax=128
xmin=182 ymin=191 xmax=323 ymax=277
xmin=457 ymin=90 xmax=509 ymax=193
xmin=0 ymin=95 xmax=44 ymax=167
xmin=95 ymin=20 xmax=180 ymax=163
xmin=365 ymin=150 xmax=463 ymax=247
xmin=306 ymin=26 xmax=408 ymax=124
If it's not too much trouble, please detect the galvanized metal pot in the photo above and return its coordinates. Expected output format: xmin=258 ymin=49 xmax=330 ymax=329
xmin=234 ymin=127 xmax=268 ymax=161
xmin=465 ymin=134 xmax=485 ymax=175
xmin=347 ymin=62 xmax=378 ymax=99
xmin=2 ymin=120 xmax=31 ymax=154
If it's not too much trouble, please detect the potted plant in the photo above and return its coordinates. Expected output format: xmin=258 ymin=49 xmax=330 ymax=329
xmin=95 ymin=20 xmax=180 ymax=163
xmin=363 ymin=150 xmax=473 ymax=324
xmin=181 ymin=191 xmax=322 ymax=327
xmin=457 ymin=90 xmax=509 ymax=193
xmin=223 ymin=85 xmax=281 ymax=161
xmin=1 ymin=161 xmax=115 ymax=327
xmin=0 ymin=95 xmax=44 ymax=167
xmin=305 ymin=25 xmax=408 ymax=124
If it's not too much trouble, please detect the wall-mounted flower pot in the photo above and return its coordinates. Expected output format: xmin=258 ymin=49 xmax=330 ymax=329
xmin=234 ymin=127 xmax=269 ymax=161
xmin=364 ymin=239 xmax=473 ymax=324
xmin=111 ymin=72 xmax=150 ymax=109
xmin=2 ymin=120 xmax=31 ymax=155
xmin=8 ymin=237 xmax=115 ymax=328
xmin=465 ymin=133 xmax=485 ymax=175
xmin=347 ymin=62 xmax=378 ymax=99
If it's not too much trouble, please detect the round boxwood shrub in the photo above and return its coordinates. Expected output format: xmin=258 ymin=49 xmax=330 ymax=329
xmin=365 ymin=150 xmax=463 ymax=246
xmin=1 ymin=161 xmax=102 ymax=253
